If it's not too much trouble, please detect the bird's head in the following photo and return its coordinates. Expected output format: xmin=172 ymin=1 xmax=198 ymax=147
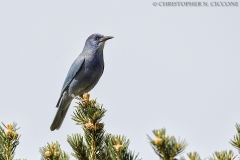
xmin=84 ymin=33 xmax=114 ymax=51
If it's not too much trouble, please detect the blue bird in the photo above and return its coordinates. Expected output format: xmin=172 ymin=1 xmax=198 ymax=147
xmin=50 ymin=33 xmax=113 ymax=131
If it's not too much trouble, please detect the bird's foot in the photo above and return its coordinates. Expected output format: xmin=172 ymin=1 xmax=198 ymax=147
xmin=76 ymin=96 xmax=85 ymax=101
xmin=71 ymin=94 xmax=84 ymax=102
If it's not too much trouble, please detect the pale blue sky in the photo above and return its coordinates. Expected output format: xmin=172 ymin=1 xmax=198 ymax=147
xmin=0 ymin=0 xmax=240 ymax=159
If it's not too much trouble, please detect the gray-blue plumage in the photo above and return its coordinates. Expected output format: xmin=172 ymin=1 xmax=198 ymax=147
xmin=50 ymin=33 xmax=113 ymax=131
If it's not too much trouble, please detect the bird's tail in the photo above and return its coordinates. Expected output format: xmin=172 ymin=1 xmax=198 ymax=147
xmin=50 ymin=92 xmax=73 ymax=131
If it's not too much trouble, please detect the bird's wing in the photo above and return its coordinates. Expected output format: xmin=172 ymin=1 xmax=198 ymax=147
xmin=55 ymin=55 xmax=85 ymax=108
xmin=61 ymin=55 xmax=85 ymax=95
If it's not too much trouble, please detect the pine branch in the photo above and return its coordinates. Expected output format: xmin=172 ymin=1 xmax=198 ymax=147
xmin=70 ymin=94 xmax=106 ymax=160
xmin=209 ymin=150 xmax=236 ymax=160
xmin=230 ymin=123 xmax=240 ymax=153
xmin=187 ymin=152 xmax=201 ymax=160
xmin=105 ymin=134 xmax=141 ymax=160
xmin=147 ymin=128 xmax=187 ymax=160
xmin=69 ymin=93 xmax=141 ymax=160
xmin=0 ymin=122 xmax=20 ymax=160
xmin=67 ymin=133 xmax=88 ymax=159
xmin=40 ymin=141 xmax=70 ymax=160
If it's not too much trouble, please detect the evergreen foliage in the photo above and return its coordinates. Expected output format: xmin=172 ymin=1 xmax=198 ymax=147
xmin=230 ymin=123 xmax=240 ymax=153
xmin=40 ymin=141 xmax=70 ymax=160
xmin=187 ymin=152 xmax=201 ymax=160
xmin=104 ymin=134 xmax=140 ymax=160
xmin=147 ymin=128 xmax=187 ymax=160
xmin=1 ymin=96 xmax=240 ymax=160
xmin=209 ymin=150 xmax=236 ymax=160
xmin=0 ymin=122 xmax=20 ymax=160
xmin=67 ymin=93 xmax=140 ymax=160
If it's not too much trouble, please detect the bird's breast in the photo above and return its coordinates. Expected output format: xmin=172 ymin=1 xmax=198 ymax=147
xmin=68 ymin=54 xmax=104 ymax=96
xmin=84 ymin=55 xmax=104 ymax=72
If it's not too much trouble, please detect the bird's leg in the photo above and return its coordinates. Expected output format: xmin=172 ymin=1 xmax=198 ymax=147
xmin=71 ymin=94 xmax=84 ymax=102
xmin=76 ymin=95 xmax=84 ymax=101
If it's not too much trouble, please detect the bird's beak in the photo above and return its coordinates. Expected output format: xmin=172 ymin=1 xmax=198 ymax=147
xmin=100 ymin=36 xmax=114 ymax=42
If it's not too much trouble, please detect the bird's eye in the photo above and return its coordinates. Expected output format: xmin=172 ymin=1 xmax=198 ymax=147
xmin=95 ymin=37 xmax=100 ymax=41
